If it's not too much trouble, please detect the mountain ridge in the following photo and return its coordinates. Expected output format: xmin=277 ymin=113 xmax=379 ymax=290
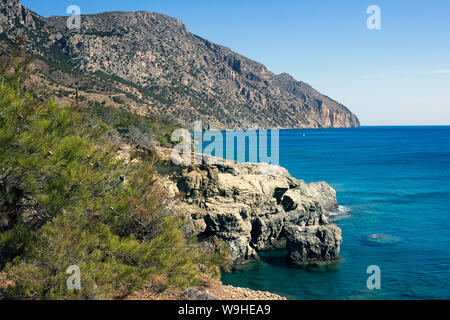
xmin=0 ymin=0 xmax=360 ymax=129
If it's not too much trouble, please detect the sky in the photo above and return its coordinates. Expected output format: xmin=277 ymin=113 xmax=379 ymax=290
xmin=21 ymin=0 xmax=450 ymax=126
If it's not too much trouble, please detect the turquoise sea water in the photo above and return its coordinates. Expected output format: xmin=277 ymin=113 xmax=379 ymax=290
xmin=221 ymin=126 xmax=450 ymax=300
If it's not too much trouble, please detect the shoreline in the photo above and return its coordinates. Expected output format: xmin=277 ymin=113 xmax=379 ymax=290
xmin=128 ymin=275 xmax=287 ymax=300
xmin=151 ymin=146 xmax=343 ymax=300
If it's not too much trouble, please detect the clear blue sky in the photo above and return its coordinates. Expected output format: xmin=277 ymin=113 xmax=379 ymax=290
xmin=22 ymin=0 xmax=450 ymax=125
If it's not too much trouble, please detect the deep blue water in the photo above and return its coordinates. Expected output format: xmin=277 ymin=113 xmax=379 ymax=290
xmin=221 ymin=126 xmax=450 ymax=300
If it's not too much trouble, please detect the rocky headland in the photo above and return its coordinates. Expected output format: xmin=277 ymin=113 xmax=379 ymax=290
xmin=153 ymin=147 xmax=343 ymax=265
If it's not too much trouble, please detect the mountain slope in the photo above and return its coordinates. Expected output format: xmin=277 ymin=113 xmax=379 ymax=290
xmin=0 ymin=0 xmax=359 ymax=129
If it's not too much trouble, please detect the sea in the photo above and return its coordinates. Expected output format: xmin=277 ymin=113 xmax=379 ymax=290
xmin=221 ymin=126 xmax=450 ymax=300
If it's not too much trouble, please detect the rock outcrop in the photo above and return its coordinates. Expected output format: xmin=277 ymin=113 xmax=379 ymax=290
xmin=0 ymin=0 xmax=41 ymax=36
xmin=0 ymin=0 xmax=360 ymax=130
xmin=284 ymin=224 xmax=342 ymax=264
xmin=154 ymin=147 xmax=342 ymax=264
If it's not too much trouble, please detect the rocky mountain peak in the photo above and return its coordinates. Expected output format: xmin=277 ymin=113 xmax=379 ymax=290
xmin=1 ymin=0 xmax=21 ymax=8
xmin=0 ymin=0 xmax=21 ymax=20
xmin=0 ymin=0 xmax=40 ymax=34
xmin=0 ymin=1 xmax=360 ymax=129
xmin=276 ymin=72 xmax=295 ymax=81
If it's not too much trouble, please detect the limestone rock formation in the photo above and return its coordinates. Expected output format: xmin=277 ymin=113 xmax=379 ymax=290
xmin=154 ymin=147 xmax=342 ymax=264
xmin=284 ymin=224 xmax=342 ymax=264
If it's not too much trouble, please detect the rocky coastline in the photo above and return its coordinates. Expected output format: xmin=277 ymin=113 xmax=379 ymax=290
xmin=153 ymin=147 xmax=343 ymax=266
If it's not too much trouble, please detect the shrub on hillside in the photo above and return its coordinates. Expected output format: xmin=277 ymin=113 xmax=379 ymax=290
xmin=0 ymin=50 xmax=229 ymax=300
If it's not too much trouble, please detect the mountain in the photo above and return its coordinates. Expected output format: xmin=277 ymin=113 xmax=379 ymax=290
xmin=0 ymin=0 xmax=359 ymax=129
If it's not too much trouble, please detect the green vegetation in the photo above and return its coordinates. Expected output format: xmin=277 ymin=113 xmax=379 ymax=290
xmin=93 ymin=70 xmax=171 ymax=105
xmin=56 ymin=89 xmax=74 ymax=98
xmin=90 ymin=102 xmax=176 ymax=148
xmin=112 ymin=96 xmax=125 ymax=105
xmin=0 ymin=48 xmax=229 ymax=300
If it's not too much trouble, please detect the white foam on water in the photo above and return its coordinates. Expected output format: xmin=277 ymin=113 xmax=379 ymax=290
xmin=327 ymin=206 xmax=351 ymax=220
xmin=328 ymin=205 xmax=351 ymax=216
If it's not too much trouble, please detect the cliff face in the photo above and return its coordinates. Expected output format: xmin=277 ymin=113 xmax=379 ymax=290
xmin=0 ymin=0 xmax=359 ymax=129
xmin=0 ymin=0 xmax=41 ymax=34
xmin=154 ymin=147 xmax=342 ymax=264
